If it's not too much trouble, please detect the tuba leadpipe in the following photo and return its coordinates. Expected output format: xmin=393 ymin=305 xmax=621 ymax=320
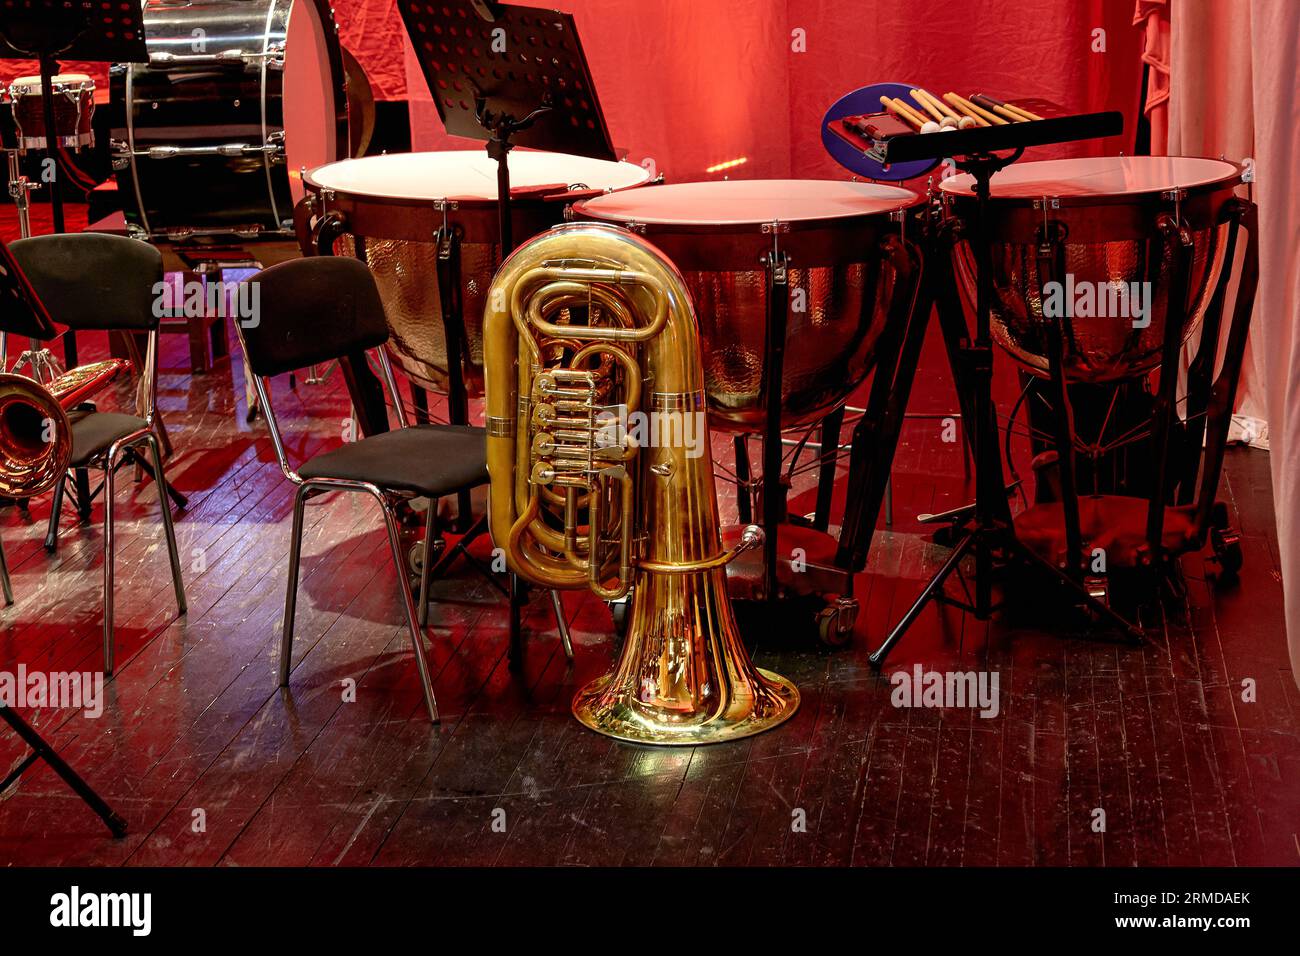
xmin=484 ymin=222 xmax=798 ymax=746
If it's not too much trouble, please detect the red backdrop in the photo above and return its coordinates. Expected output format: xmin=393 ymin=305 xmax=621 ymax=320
xmin=395 ymin=0 xmax=1144 ymax=182
xmin=1 ymin=0 xmax=1143 ymax=181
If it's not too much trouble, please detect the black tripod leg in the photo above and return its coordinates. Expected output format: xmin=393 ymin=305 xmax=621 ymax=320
xmin=869 ymin=530 xmax=974 ymax=668
xmin=507 ymin=573 xmax=526 ymax=671
xmin=734 ymin=435 xmax=752 ymax=524
xmin=0 ymin=706 xmax=127 ymax=837
xmin=44 ymin=475 xmax=68 ymax=552
xmin=1012 ymin=542 xmax=1144 ymax=642
xmin=812 ymin=405 xmax=844 ymax=533
xmin=760 ymin=250 xmax=791 ymax=604
xmin=837 ymin=232 xmax=926 ymax=571
xmin=129 ymin=450 xmax=188 ymax=510
xmin=74 ymin=468 xmax=92 ymax=521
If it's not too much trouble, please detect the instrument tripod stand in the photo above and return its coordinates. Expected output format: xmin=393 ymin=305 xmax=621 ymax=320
xmin=868 ymin=150 xmax=1142 ymax=668
xmin=0 ymin=706 xmax=127 ymax=836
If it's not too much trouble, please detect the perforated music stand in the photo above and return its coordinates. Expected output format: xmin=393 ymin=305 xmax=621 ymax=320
xmin=396 ymin=0 xmax=615 ymax=252
xmin=0 ymin=0 xmax=147 ymax=368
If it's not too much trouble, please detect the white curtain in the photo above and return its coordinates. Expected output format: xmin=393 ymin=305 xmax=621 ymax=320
xmin=1247 ymin=1 xmax=1300 ymax=690
xmin=1160 ymin=0 xmax=1300 ymax=687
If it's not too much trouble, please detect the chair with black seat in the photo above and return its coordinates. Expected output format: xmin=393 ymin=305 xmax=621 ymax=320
xmin=236 ymin=256 xmax=567 ymax=723
xmin=8 ymin=233 xmax=187 ymax=672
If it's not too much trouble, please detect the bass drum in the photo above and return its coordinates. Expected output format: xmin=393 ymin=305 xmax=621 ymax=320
xmin=110 ymin=0 xmax=346 ymax=239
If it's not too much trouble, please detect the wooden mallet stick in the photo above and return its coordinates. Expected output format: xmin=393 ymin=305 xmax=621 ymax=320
xmin=945 ymin=92 xmax=1007 ymax=125
xmin=940 ymin=93 xmax=989 ymax=126
xmin=909 ymin=89 xmax=945 ymax=122
xmin=1003 ymin=101 xmax=1044 ymax=121
xmin=880 ymin=95 xmax=926 ymax=129
xmin=914 ymin=88 xmax=959 ymax=120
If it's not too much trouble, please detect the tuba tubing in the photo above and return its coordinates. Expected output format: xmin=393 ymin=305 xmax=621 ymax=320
xmin=0 ymin=358 xmax=131 ymax=499
xmin=483 ymin=222 xmax=798 ymax=746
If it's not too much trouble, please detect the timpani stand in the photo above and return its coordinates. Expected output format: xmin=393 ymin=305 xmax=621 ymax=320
xmin=857 ymin=110 xmax=1140 ymax=666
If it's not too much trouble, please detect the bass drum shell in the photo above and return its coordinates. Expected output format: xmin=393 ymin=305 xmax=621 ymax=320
xmin=573 ymin=179 xmax=923 ymax=431
xmin=303 ymin=150 xmax=654 ymax=397
xmin=110 ymin=0 xmax=345 ymax=238
xmin=940 ymin=156 xmax=1243 ymax=383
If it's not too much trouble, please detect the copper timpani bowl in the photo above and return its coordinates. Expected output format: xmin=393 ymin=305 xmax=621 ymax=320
xmin=302 ymin=150 xmax=652 ymax=396
xmin=573 ymin=179 xmax=922 ymax=430
xmin=939 ymin=156 xmax=1244 ymax=383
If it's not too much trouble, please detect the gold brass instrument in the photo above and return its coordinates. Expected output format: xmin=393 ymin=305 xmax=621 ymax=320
xmin=484 ymin=222 xmax=798 ymax=745
xmin=0 ymin=359 xmax=131 ymax=498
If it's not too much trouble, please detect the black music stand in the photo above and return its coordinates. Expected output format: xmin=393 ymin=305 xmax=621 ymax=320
xmin=0 ymin=3 xmax=147 ymax=360
xmin=396 ymin=0 xmax=616 ymax=417
xmin=1 ymin=4 xmax=147 ymax=539
xmin=864 ymin=111 xmax=1140 ymax=667
xmin=0 ymin=240 xmax=127 ymax=837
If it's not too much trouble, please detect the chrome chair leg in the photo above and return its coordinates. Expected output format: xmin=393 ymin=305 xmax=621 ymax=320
xmin=550 ymin=590 xmax=573 ymax=662
xmin=145 ymin=432 xmax=186 ymax=615
xmin=102 ymin=450 xmax=117 ymax=674
xmin=0 ymin=538 xmax=12 ymax=606
xmin=417 ymin=497 xmax=436 ymax=628
xmin=378 ymin=496 xmax=438 ymax=723
xmin=279 ymin=483 xmax=311 ymax=686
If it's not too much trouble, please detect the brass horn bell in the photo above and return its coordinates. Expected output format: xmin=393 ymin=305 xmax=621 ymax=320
xmin=483 ymin=222 xmax=799 ymax=745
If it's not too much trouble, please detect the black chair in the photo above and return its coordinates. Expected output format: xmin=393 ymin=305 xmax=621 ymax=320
xmin=236 ymin=256 xmax=569 ymax=723
xmin=8 ymin=233 xmax=187 ymax=672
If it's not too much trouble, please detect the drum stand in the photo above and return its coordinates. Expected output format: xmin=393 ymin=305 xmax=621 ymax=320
xmin=725 ymin=223 xmax=926 ymax=645
xmin=868 ymin=151 xmax=1141 ymax=667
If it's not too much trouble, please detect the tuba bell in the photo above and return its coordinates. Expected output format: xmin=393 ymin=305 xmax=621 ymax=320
xmin=0 ymin=359 xmax=131 ymax=499
xmin=484 ymin=222 xmax=798 ymax=745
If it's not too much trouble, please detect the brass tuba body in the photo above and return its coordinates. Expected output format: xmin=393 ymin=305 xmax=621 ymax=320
xmin=0 ymin=359 xmax=131 ymax=499
xmin=484 ymin=222 xmax=798 ymax=745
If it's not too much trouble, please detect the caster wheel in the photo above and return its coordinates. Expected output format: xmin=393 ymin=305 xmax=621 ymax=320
xmin=816 ymin=597 xmax=857 ymax=648
xmin=407 ymin=536 xmax=447 ymax=577
xmin=1210 ymin=526 xmax=1243 ymax=579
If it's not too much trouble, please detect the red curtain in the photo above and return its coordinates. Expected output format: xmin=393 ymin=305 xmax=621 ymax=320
xmin=2 ymin=1 xmax=1143 ymax=180
xmin=399 ymin=0 xmax=1144 ymax=181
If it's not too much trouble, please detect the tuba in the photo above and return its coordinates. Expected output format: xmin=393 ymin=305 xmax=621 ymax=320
xmin=0 ymin=359 xmax=131 ymax=498
xmin=484 ymin=222 xmax=798 ymax=745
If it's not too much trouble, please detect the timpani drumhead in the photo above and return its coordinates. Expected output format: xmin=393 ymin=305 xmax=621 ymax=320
xmin=577 ymin=178 xmax=918 ymax=225
xmin=577 ymin=179 xmax=922 ymax=430
xmin=940 ymin=155 xmax=1241 ymax=199
xmin=940 ymin=156 xmax=1244 ymax=383
xmin=307 ymin=150 xmax=652 ymax=201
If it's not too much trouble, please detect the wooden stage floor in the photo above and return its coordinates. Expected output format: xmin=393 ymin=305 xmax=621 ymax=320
xmin=0 ymin=266 xmax=1296 ymax=867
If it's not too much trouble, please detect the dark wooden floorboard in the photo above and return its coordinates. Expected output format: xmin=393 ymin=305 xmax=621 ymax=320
xmin=0 ymin=226 xmax=1296 ymax=866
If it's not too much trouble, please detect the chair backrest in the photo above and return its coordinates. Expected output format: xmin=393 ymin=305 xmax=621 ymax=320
xmin=238 ymin=256 xmax=389 ymax=378
xmin=8 ymin=233 xmax=163 ymax=332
